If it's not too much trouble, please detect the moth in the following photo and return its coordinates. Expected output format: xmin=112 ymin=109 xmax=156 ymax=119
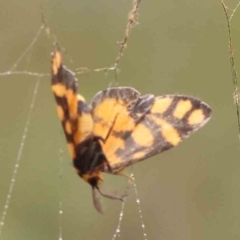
xmin=51 ymin=48 xmax=212 ymax=213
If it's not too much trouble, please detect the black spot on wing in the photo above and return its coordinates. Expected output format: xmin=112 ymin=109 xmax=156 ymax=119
xmin=54 ymin=95 xmax=69 ymax=117
xmin=129 ymin=94 xmax=155 ymax=120
xmin=106 ymin=94 xmax=155 ymax=139
xmin=52 ymin=95 xmax=74 ymax=143
xmin=160 ymin=96 xmax=180 ymax=119
xmin=142 ymin=114 xmax=173 ymax=154
xmin=153 ymin=95 xmax=212 ymax=138
xmin=130 ymin=94 xmax=155 ymax=113
xmin=52 ymin=64 xmax=78 ymax=93
xmin=78 ymin=100 xmax=91 ymax=115
xmin=113 ymin=115 xmax=173 ymax=169
xmin=112 ymin=130 xmax=132 ymax=141
xmin=90 ymin=87 xmax=140 ymax=110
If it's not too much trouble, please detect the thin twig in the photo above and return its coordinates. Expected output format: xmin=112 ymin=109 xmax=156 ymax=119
xmin=222 ymin=1 xmax=240 ymax=140
xmin=113 ymin=0 xmax=142 ymax=85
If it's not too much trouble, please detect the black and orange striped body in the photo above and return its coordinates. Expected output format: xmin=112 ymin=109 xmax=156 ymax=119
xmin=51 ymin=50 xmax=106 ymax=190
xmin=51 ymin=48 xmax=212 ymax=213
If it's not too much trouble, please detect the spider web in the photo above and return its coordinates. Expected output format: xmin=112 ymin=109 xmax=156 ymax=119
xmin=0 ymin=1 xmax=148 ymax=240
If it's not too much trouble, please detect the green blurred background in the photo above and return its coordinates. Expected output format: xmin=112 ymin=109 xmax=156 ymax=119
xmin=0 ymin=0 xmax=240 ymax=239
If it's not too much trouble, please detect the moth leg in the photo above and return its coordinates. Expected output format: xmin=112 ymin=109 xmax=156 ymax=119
xmin=105 ymin=169 xmax=134 ymax=181
xmin=103 ymin=167 xmax=134 ymax=181
xmin=96 ymin=186 xmax=127 ymax=201
xmin=117 ymin=172 xmax=134 ymax=182
xmin=106 ymin=161 xmax=112 ymax=172
xmin=92 ymin=188 xmax=104 ymax=214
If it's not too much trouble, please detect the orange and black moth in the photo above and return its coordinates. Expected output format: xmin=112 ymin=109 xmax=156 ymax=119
xmin=51 ymin=48 xmax=212 ymax=213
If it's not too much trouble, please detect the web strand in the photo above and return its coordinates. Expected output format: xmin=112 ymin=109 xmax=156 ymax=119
xmin=0 ymin=25 xmax=48 ymax=78
xmin=131 ymin=173 xmax=148 ymax=240
xmin=227 ymin=1 xmax=240 ymax=22
xmin=111 ymin=176 xmax=132 ymax=240
xmin=111 ymin=196 xmax=127 ymax=240
xmin=0 ymin=16 xmax=47 ymax=238
xmin=0 ymin=77 xmax=41 ymax=238
xmin=75 ymin=0 xmax=142 ymax=84
xmin=58 ymin=147 xmax=64 ymax=240
xmin=111 ymin=172 xmax=148 ymax=240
